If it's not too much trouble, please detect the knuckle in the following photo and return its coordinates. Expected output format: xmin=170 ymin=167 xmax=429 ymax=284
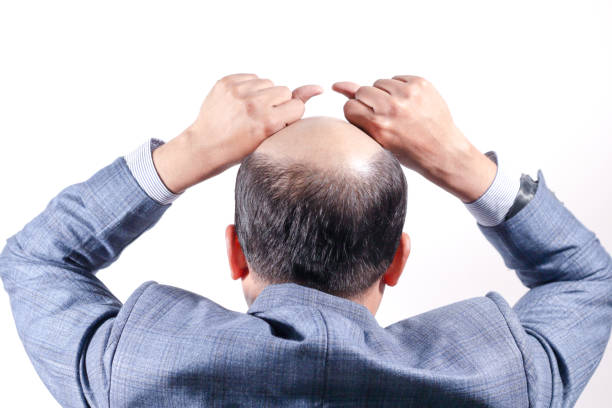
xmin=406 ymin=84 xmax=421 ymax=96
xmin=263 ymin=117 xmax=279 ymax=133
xmin=410 ymin=76 xmax=428 ymax=89
xmin=288 ymin=99 xmax=305 ymax=117
xmin=343 ymin=101 xmax=352 ymax=116
xmin=297 ymin=100 xmax=306 ymax=114
xmin=290 ymin=102 xmax=306 ymax=122
xmin=218 ymin=75 xmax=233 ymax=85
xmin=371 ymin=114 xmax=383 ymax=126
xmin=372 ymin=114 xmax=390 ymax=129
xmin=381 ymin=117 xmax=393 ymax=129
xmin=344 ymin=99 xmax=358 ymax=116
xmin=230 ymin=84 xmax=242 ymax=97
xmin=398 ymin=84 xmax=411 ymax=97
xmin=387 ymin=101 xmax=399 ymax=116
xmin=418 ymin=76 xmax=430 ymax=86
xmin=244 ymin=99 xmax=258 ymax=115
xmin=354 ymin=87 xmax=365 ymax=99
xmin=279 ymin=86 xmax=292 ymax=98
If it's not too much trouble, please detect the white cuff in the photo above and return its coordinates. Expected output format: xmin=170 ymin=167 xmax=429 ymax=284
xmin=464 ymin=151 xmax=521 ymax=227
xmin=124 ymin=138 xmax=182 ymax=205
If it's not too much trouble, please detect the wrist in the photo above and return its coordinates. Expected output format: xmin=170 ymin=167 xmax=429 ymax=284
xmin=151 ymin=129 xmax=207 ymax=194
xmin=151 ymin=133 xmax=191 ymax=194
xmin=152 ymin=126 xmax=234 ymax=193
xmin=124 ymin=138 xmax=183 ymax=205
xmin=445 ymin=144 xmax=497 ymax=203
xmin=424 ymin=137 xmax=497 ymax=202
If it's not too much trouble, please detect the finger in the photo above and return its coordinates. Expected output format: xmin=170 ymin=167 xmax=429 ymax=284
xmin=256 ymin=86 xmax=293 ymax=106
xmin=292 ymin=84 xmax=323 ymax=103
xmin=332 ymin=81 xmax=360 ymax=99
xmin=355 ymin=86 xmax=392 ymax=113
xmin=220 ymin=73 xmax=258 ymax=83
xmin=272 ymin=98 xmax=306 ymax=128
xmin=343 ymin=99 xmax=375 ymax=131
xmin=373 ymin=78 xmax=407 ymax=96
xmin=235 ymin=78 xmax=275 ymax=93
xmin=392 ymin=75 xmax=426 ymax=84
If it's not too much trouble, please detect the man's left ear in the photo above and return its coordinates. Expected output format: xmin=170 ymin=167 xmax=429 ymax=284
xmin=383 ymin=232 xmax=411 ymax=287
xmin=225 ymin=224 xmax=249 ymax=280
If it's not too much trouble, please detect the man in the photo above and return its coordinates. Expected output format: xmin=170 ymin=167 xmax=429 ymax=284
xmin=0 ymin=73 xmax=610 ymax=407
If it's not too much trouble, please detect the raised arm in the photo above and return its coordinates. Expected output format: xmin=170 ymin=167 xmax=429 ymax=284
xmin=0 ymin=158 xmax=171 ymax=407
xmin=334 ymin=75 xmax=612 ymax=407
xmin=479 ymin=173 xmax=612 ymax=407
xmin=0 ymin=74 xmax=322 ymax=407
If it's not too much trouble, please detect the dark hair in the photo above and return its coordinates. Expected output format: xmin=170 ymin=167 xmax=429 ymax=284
xmin=234 ymin=149 xmax=407 ymax=298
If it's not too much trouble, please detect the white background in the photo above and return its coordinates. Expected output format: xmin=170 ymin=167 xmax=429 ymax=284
xmin=1 ymin=1 xmax=610 ymax=406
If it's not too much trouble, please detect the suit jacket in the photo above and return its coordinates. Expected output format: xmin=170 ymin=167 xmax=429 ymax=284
xmin=0 ymin=156 xmax=610 ymax=407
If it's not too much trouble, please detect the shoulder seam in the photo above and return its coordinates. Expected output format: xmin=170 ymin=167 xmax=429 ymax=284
xmin=486 ymin=292 xmax=533 ymax=408
xmin=106 ymin=281 xmax=157 ymax=407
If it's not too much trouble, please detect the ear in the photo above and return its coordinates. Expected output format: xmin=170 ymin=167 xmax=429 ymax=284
xmin=225 ymin=224 xmax=249 ymax=280
xmin=383 ymin=232 xmax=410 ymax=287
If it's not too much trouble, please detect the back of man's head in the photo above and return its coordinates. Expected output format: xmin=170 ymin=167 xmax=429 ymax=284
xmin=234 ymin=117 xmax=407 ymax=298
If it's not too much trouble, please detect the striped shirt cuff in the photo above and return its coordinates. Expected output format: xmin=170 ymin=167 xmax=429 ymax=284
xmin=124 ymin=138 xmax=182 ymax=205
xmin=464 ymin=151 xmax=521 ymax=227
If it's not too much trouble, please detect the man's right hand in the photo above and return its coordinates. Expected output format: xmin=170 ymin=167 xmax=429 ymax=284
xmin=152 ymin=74 xmax=322 ymax=194
xmin=333 ymin=76 xmax=497 ymax=203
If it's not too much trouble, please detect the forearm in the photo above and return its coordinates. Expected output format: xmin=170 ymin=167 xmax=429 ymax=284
xmin=422 ymin=137 xmax=498 ymax=203
xmin=151 ymin=127 xmax=231 ymax=194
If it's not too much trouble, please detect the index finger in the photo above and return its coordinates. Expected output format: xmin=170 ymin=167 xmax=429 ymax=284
xmin=219 ymin=73 xmax=258 ymax=83
xmin=392 ymin=75 xmax=427 ymax=85
xmin=332 ymin=81 xmax=360 ymax=99
xmin=292 ymin=85 xmax=324 ymax=103
xmin=271 ymin=98 xmax=306 ymax=130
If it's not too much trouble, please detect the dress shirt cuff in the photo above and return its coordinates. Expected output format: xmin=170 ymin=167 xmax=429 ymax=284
xmin=124 ymin=138 xmax=182 ymax=205
xmin=464 ymin=151 xmax=521 ymax=227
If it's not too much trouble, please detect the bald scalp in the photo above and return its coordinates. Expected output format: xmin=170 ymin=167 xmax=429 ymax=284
xmin=234 ymin=116 xmax=407 ymax=298
xmin=255 ymin=116 xmax=384 ymax=171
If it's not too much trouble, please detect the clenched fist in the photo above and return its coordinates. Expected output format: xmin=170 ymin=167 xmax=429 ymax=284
xmin=190 ymin=74 xmax=323 ymax=169
xmin=153 ymin=74 xmax=322 ymax=194
xmin=333 ymin=76 xmax=497 ymax=203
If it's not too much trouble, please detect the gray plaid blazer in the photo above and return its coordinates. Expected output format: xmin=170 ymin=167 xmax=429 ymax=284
xmin=1 ymin=157 xmax=610 ymax=407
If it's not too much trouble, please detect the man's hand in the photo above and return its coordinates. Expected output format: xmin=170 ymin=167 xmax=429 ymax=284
xmin=153 ymin=73 xmax=322 ymax=194
xmin=333 ymin=76 xmax=496 ymax=203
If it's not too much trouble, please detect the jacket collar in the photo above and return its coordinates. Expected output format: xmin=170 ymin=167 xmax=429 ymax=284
xmin=247 ymin=282 xmax=379 ymax=327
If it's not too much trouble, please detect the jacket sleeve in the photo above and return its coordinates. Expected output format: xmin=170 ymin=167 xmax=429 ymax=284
xmin=479 ymin=169 xmax=612 ymax=407
xmin=0 ymin=157 xmax=171 ymax=407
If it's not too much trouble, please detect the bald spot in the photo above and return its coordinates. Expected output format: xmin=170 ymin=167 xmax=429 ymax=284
xmin=255 ymin=116 xmax=384 ymax=171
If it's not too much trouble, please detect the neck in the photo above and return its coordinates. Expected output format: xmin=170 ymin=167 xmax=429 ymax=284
xmin=245 ymin=277 xmax=385 ymax=316
xmin=349 ymin=278 xmax=385 ymax=315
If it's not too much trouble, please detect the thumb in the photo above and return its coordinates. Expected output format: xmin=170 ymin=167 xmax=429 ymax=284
xmin=332 ymin=81 xmax=360 ymax=99
xmin=292 ymin=85 xmax=324 ymax=103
